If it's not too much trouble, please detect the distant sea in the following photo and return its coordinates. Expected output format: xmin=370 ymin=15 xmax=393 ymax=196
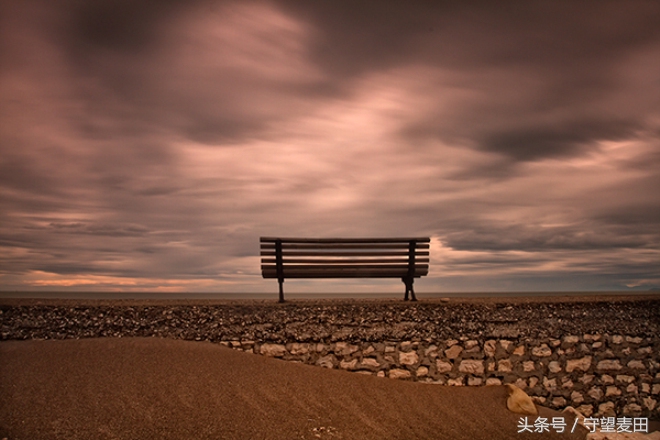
xmin=0 ymin=290 xmax=657 ymax=301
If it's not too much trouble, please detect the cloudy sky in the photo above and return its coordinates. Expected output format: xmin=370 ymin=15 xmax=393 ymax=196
xmin=1 ymin=0 xmax=659 ymax=295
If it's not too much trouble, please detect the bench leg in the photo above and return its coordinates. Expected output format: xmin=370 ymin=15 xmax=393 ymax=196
xmin=402 ymin=277 xmax=417 ymax=301
xmin=278 ymin=279 xmax=285 ymax=303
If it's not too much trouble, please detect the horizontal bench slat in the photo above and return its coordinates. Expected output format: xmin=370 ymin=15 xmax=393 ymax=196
xmin=260 ymin=251 xmax=429 ymax=257
xmin=261 ymin=243 xmax=429 ymax=250
xmin=263 ymin=269 xmax=428 ymax=278
xmin=261 ymin=258 xmax=429 ymax=264
xmin=260 ymin=237 xmax=430 ymax=244
xmin=262 ymin=264 xmax=428 ymax=271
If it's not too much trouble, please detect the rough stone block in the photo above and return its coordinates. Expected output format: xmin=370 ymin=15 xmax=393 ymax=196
xmin=458 ymin=360 xmax=484 ymax=375
xmin=340 ymin=359 xmax=358 ymax=370
xmin=289 ymin=343 xmax=310 ymax=355
xmin=532 ymin=344 xmax=552 ymax=357
xmin=447 ymin=377 xmax=464 ymax=386
xmin=616 ymin=374 xmax=635 ymax=383
xmin=360 ymin=358 xmax=380 ymax=369
xmin=444 ymin=345 xmax=463 ymax=360
xmin=484 ymin=340 xmax=497 ymax=357
xmin=566 ymin=356 xmax=592 ymax=373
xmin=497 ymin=359 xmax=513 ymax=373
xmin=601 ymin=374 xmax=615 ymax=384
xmin=416 ymin=366 xmax=429 ymax=377
xmin=605 ymin=386 xmax=621 ymax=397
xmin=399 ymin=351 xmax=419 ymax=366
xmin=260 ymin=343 xmax=287 ymax=357
xmin=317 ymin=354 xmax=336 ymax=369
xmin=596 ymin=360 xmax=622 ymax=371
xmin=627 ymin=360 xmax=645 ymax=370
xmin=436 ymin=360 xmax=452 ymax=373
xmin=523 ymin=361 xmax=536 ymax=372
xmin=389 ymin=369 xmax=411 ymax=379
xmin=467 ymin=377 xmax=483 ymax=386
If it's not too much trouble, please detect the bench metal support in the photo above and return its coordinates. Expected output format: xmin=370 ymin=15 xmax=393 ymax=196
xmin=275 ymin=239 xmax=284 ymax=303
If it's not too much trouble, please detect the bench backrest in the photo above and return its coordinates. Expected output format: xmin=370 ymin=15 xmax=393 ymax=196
xmin=260 ymin=237 xmax=430 ymax=279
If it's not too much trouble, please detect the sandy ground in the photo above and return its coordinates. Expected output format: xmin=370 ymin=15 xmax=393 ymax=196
xmin=0 ymin=337 xmax=588 ymax=440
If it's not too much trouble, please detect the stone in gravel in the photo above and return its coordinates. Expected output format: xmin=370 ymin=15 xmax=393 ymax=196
xmin=512 ymin=345 xmax=525 ymax=356
xmin=643 ymin=397 xmax=657 ymax=411
xmin=505 ymin=384 xmax=537 ymax=416
xmin=622 ymin=403 xmax=642 ymax=417
xmin=588 ymin=387 xmax=604 ymax=400
xmin=416 ymin=366 xmax=429 ymax=377
xmin=552 ymin=397 xmax=567 ymax=407
xmin=487 ymin=378 xmax=503 ymax=386
xmin=611 ymin=335 xmax=624 ymax=344
xmin=543 ymin=377 xmax=557 ymax=391
xmin=577 ymin=404 xmax=594 ymax=417
xmin=549 ymin=361 xmax=561 ymax=373
xmin=571 ymin=391 xmax=584 ymax=404
xmin=598 ymin=401 xmax=616 ymax=417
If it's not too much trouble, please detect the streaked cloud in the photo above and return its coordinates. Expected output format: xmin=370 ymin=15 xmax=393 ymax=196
xmin=1 ymin=0 xmax=659 ymax=294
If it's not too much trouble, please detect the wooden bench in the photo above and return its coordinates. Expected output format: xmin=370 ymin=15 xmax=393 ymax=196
xmin=260 ymin=237 xmax=430 ymax=302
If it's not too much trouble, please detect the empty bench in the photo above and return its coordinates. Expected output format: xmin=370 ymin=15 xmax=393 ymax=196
xmin=260 ymin=237 xmax=430 ymax=302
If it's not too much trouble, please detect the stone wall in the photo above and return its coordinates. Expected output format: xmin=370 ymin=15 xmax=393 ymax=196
xmin=2 ymin=297 xmax=659 ymax=419
xmin=226 ymin=333 xmax=659 ymax=419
